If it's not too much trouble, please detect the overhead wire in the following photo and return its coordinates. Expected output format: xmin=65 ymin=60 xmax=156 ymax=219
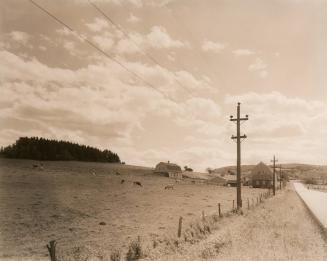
xmin=87 ymin=0 xmax=194 ymax=97
xmin=28 ymin=0 xmax=176 ymax=103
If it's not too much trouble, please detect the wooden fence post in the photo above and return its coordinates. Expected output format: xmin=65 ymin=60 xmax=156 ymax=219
xmin=232 ymin=200 xmax=235 ymax=210
xmin=218 ymin=203 xmax=221 ymax=217
xmin=247 ymin=198 xmax=250 ymax=209
xmin=178 ymin=217 xmax=183 ymax=238
xmin=47 ymin=240 xmax=57 ymax=261
xmin=202 ymin=210 xmax=205 ymax=221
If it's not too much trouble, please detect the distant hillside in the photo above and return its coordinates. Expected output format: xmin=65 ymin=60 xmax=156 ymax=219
xmin=211 ymin=163 xmax=327 ymax=182
xmin=0 ymin=137 xmax=120 ymax=163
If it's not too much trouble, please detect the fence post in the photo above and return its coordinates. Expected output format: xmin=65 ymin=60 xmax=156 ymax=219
xmin=202 ymin=210 xmax=205 ymax=221
xmin=247 ymin=198 xmax=250 ymax=209
xmin=232 ymin=200 xmax=235 ymax=210
xmin=178 ymin=217 xmax=183 ymax=238
xmin=218 ymin=203 xmax=221 ymax=217
xmin=47 ymin=240 xmax=57 ymax=261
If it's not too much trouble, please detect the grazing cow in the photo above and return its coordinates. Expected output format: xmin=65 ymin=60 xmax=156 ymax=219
xmin=115 ymin=172 xmax=121 ymax=176
xmin=33 ymin=164 xmax=38 ymax=168
xmin=165 ymin=185 xmax=174 ymax=190
xmin=133 ymin=181 xmax=142 ymax=187
xmin=121 ymin=179 xmax=125 ymax=184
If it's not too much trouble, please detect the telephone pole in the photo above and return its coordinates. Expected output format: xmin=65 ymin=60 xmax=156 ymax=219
xmin=230 ymin=102 xmax=248 ymax=209
xmin=279 ymin=165 xmax=282 ymax=190
xmin=271 ymin=156 xmax=278 ymax=196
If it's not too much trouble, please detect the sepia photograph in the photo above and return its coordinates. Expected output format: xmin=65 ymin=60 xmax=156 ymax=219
xmin=0 ymin=0 xmax=327 ymax=260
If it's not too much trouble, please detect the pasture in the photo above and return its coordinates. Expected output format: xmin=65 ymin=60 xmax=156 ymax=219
xmin=0 ymin=159 xmax=265 ymax=260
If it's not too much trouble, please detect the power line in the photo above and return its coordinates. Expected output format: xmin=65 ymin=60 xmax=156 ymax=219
xmin=28 ymin=0 xmax=175 ymax=102
xmin=87 ymin=0 xmax=193 ymax=97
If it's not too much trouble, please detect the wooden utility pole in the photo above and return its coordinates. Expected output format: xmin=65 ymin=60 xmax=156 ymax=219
xmin=230 ymin=102 xmax=248 ymax=209
xmin=271 ymin=156 xmax=278 ymax=196
xmin=279 ymin=165 xmax=282 ymax=190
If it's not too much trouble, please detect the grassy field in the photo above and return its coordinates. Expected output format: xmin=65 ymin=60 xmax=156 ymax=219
xmin=0 ymin=159 xmax=266 ymax=260
xmin=151 ymin=184 xmax=327 ymax=261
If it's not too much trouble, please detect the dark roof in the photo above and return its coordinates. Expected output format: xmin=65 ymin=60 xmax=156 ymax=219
xmin=154 ymin=162 xmax=182 ymax=172
xmin=251 ymin=162 xmax=273 ymax=180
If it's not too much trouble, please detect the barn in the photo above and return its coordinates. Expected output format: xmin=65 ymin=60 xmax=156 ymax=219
xmin=154 ymin=162 xmax=182 ymax=179
xmin=251 ymin=162 xmax=274 ymax=188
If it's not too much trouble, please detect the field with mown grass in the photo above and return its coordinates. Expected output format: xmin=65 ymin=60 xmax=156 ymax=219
xmin=0 ymin=158 xmax=265 ymax=260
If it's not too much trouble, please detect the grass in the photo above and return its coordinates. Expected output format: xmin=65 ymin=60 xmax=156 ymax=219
xmin=0 ymin=158 xmax=265 ymax=260
xmin=146 ymin=185 xmax=327 ymax=260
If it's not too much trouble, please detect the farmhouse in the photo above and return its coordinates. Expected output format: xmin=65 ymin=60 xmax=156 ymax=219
xmin=154 ymin=162 xmax=182 ymax=179
xmin=251 ymin=162 xmax=274 ymax=188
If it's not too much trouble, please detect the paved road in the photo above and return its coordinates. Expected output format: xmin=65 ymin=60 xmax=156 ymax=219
xmin=294 ymin=182 xmax=327 ymax=230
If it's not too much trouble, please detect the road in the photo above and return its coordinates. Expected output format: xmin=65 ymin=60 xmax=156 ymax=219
xmin=294 ymin=182 xmax=327 ymax=231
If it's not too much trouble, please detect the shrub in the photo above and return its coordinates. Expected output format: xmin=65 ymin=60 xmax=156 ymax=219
xmin=126 ymin=237 xmax=144 ymax=261
xmin=111 ymin=250 xmax=121 ymax=261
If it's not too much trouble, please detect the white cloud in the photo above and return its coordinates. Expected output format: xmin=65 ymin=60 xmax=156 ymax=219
xmin=39 ymin=45 xmax=47 ymax=51
xmin=0 ymin=49 xmax=223 ymax=170
xmin=259 ymin=70 xmax=268 ymax=78
xmin=75 ymin=0 xmax=143 ymax=7
xmin=56 ymin=28 xmax=72 ymax=36
xmin=146 ymin=26 xmax=186 ymax=49
xmin=127 ymin=13 xmax=140 ymax=23
xmin=86 ymin=18 xmax=109 ymax=32
xmin=9 ymin=31 xmax=30 ymax=44
xmin=92 ymin=32 xmax=115 ymax=51
xmin=248 ymin=58 xmax=267 ymax=71
xmin=232 ymin=49 xmax=255 ymax=56
xmin=63 ymin=41 xmax=75 ymax=52
xmin=201 ymin=40 xmax=226 ymax=53
xmin=115 ymin=26 xmax=187 ymax=54
xmin=224 ymin=92 xmax=327 ymax=164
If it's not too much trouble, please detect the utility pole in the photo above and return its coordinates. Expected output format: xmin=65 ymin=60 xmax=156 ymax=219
xmin=279 ymin=165 xmax=282 ymax=190
xmin=230 ymin=102 xmax=248 ymax=209
xmin=271 ymin=156 xmax=278 ymax=196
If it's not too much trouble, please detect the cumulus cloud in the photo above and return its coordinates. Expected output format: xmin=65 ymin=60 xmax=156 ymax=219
xmin=232 ymin=49 xmax=255 ymax=56
xmin=248 ymin=58 xmax=267 ymax=71
xmin=248 ymin=58 xmax=268 ymax=78
xmin=115 ymin=26 xmax=188 ymax=54
xmin=127 ymin=13 xmax=140 ymax=23
xmin=224 ymin=92 xmax=327 ymax=164
xmin=146 ymin=26 xmax=186 ymax=49
xmin=92 ymin=32 xmax=115 ymax=51
xmin=86 ymin=18 xmax=110 ymax=32
xmin=9 ymin=31 xmax=30 ymax=44
xmin=75 ymin=0 xmax=142 ymax=7
xmin=201 ymin=40 xmax=226 ymax=53
xmin=0 ymin=49 xmax=223 ymax=169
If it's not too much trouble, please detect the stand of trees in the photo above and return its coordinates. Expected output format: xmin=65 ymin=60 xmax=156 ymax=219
xmin=0 ymin=137 xmax=120 ymax=163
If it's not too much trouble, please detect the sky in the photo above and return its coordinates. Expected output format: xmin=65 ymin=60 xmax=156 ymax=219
xmin=1 ymin=0 xmax=327 ymax=171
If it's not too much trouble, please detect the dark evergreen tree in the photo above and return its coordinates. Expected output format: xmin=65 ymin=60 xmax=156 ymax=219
xmin=0 ymin=137 xmax=121 ymax=163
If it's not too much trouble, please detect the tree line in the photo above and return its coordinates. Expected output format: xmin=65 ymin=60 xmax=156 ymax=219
xmin=0 ymin=137 xmax=121 ymax=163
